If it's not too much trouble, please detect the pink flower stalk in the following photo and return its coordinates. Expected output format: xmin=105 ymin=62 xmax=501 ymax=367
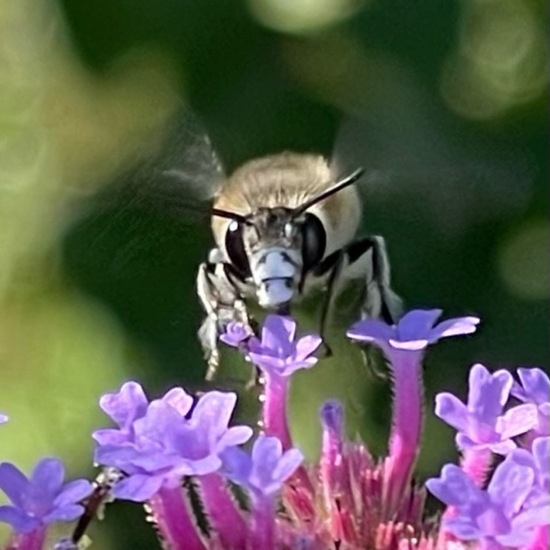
xmin=198 ymin=473 xmax=247 ymax=549
xmin=148 ymin=485 xmax=207 ymax=550
xmin=3 ymin=530 xmax=46 ymax=550
xmin=348 ymin=309 xmax=480 ymax=519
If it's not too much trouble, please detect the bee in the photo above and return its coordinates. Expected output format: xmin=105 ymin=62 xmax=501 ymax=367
xmin=197 ymin=152 xmax=402 ymax=380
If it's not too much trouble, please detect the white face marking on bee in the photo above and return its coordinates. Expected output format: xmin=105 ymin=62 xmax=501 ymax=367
xmin=249 ymin=247 xmax=302 ymax=307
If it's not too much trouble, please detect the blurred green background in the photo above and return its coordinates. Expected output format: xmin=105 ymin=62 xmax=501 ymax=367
xmin=0 ymin=0 xmax=548 ymax=547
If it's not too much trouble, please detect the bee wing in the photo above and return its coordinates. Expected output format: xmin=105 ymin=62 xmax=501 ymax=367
xmin=332 ymin=78 xmax=535 ymax=237
xmin=64 ymin=109 xmax=225 ymax=276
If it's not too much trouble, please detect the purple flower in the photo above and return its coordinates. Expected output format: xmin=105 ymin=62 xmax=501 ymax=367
xmin=512 ymin=368 xmax=550 ymax=437
xmin=221 ymin=435 xmax=303 ymax=498
xmin=0 ymin=414 xmax=7 ymax=424
xmin=92 ymin=382 xmax=193 ymax=447
xmin=435 ymin=364 xmax=539 ymax=455
xmin=347 ymin=309 xmax=479 ymax=519
xmin=220 ymin=322 xmax=254 ymax=347
xmin=347 ymin=308 xmax=480 ymax=352
xmin=506 ymin=437 xmax=550 ymax=509
xmin=245 ymin=315 xmax=322 ymax=377
xmin=427 ymin=453 xmax=550 ymax=548
xmin=0 ymin=458 xmax=92 ymax=534
xmin=94 ymin=388 xmax=253 ymax=502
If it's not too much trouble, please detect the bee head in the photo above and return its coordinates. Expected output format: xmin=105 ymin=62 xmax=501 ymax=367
xmin=212 ymin=167 xmax=364 ymax=311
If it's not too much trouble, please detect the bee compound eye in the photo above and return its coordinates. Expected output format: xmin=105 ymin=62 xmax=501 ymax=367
xmin=225 ymin=221 xmax=251 ymax=278
xmin=301 ymin=213 xmax=326 ymax=273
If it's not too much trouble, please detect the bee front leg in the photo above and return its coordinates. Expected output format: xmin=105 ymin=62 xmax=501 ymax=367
xmin=196 ymin=258 xmax=251 ymax=381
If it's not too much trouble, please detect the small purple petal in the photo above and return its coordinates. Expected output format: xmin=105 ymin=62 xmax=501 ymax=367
xmin=532 ymin=437 xmax=550 ymax=484
xmin=497 ymin=404 xmax=539 ymax=440
xmin=53 ymin=480 xmax=93 ymax=508
xmin=428 ymin=316 xmax=480 ymax=342
xmin=346 ymin=319 xmax=395 ymax=345
xmin=513 ymin=368 xmax=550 ymax=404
xmin=220 ymin=322 xmax=253 ymax=347
xmin=0 ymin=414 xmax=7 ymax=424
xmin=0 ymin=463 xmax=29 ymax=509
xmin=217 ymin=426 xmax=254 ymax=450
xmin=161 ymin=388 xmax=194 ymax=416
xmin=396 ymin=309 xmax=442 ymax=341
xmin=220 ymin=447 xmax=252 ymax=484
xmin=262 ymin=315 xmax=295 ymax=355
xmin=31 ymin=458 xmax=65 ymax=497
xmin=222 ymin=436 xmax=303 ymax=498
xmin=488 ymin=456 xmax=534 ymax=517
xmin=113 ymin=474 xmax=164 ymax=502
xmin=43 ymin=504 xmax=85 ymax=523
xmin=426 ymin=464 xmax=484 ymax=507
xmin=99 ymin=381 xmax=148 ymax=427
xmin=272 ymin=449 xmax=303 ymax=484
xmin=191 ymin=391 xmax=238 ymax=435
xmin=294 ymin=335 xmax=323 ymax=362
xmin=388 ymin=338 xmax=429 ymax=351
xmin=468 ymin=364 xmax=513 ymax=423
xmin=435 ymin=393 xmax=469 ymax=432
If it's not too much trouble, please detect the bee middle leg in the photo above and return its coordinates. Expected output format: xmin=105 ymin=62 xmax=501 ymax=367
xmin=313 ymin=235 xmax=403 ymax=346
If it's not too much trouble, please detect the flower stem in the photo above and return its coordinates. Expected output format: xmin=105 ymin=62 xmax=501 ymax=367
xmin=251 ymin=494 xmax=275 ymax=550
xmin=5 ymin=529 xmax=46 ymax=550
xmin=198 ymin=473 xmax=248 ymax=549
xmin=263 ymin=372 xmax=314 ymax=499
xmin=383 ymin=348 xmax=424 ymax=518
xmin=147 ymin=485 xmax=206 ymax=550
xmin=262 ymin=372 xmax=292 ymax=450
xmin=460 ymin=447 xmax=493 ymax=487
xmin=320 ymin=400 xmax=357 ymax=543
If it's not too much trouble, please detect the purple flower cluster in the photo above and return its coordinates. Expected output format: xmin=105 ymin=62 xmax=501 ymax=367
xmin=0 ymin=307 xmax=548 ymax=550
xmin=0 ymin=454 xmax=92 ymax=550
xmin=428 ymin=364 xmax=550 ymax=549
xmin=93 ymin=383 xmax=253 ymax=501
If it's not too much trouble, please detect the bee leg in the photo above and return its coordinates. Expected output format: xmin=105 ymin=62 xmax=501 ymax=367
xmin=314 ymin=249 xmax=346 ymax=355
xmin=196 ymin=260 xmax=251 ymax=381
xmin=313 ymin=236 xmax=402 ymax=351
xmin=354 ymin=235 xmax=403 ymax=324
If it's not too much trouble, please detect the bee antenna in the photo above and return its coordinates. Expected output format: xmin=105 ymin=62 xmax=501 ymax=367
xmin=211 ymin=208 xmax=249 ymax=224
xmin=292 ymin=167 xmax=365 ymax=216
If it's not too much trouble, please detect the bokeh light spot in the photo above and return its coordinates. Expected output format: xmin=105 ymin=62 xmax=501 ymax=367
xmin=441 ymin=0 xmax=548 ymax=120
xmin=247 ymin=0 xmax=364 ymax=34
xmin=498 ymin=220 xmax=549 ymax=300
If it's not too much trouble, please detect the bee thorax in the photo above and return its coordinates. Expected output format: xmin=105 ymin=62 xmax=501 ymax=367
xmin=249 ymin=247 xmax=301 ymax=308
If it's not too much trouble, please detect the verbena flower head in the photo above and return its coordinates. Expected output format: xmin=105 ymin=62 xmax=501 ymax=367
xmin=435 ymin=363 xmax=539 ymax=455
xmin=347 ymin=308 xmax=480 ymax=353
xmin=221 ymin=435 xmax=304 ymax=498
xmin=427 ymin=443 xmax=550 ymax=548
xmin=224 ymin=315 xmax=322 ymax=377
xmin=93 ymin=384 xmax=253 ymax=501
xmin=219 ymin=321 xmax=254 ymax=347
xmin=0 ymin=458 xmax=92 ymax=534
xmin=2 ymin=309 xmax=548 ymax=550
